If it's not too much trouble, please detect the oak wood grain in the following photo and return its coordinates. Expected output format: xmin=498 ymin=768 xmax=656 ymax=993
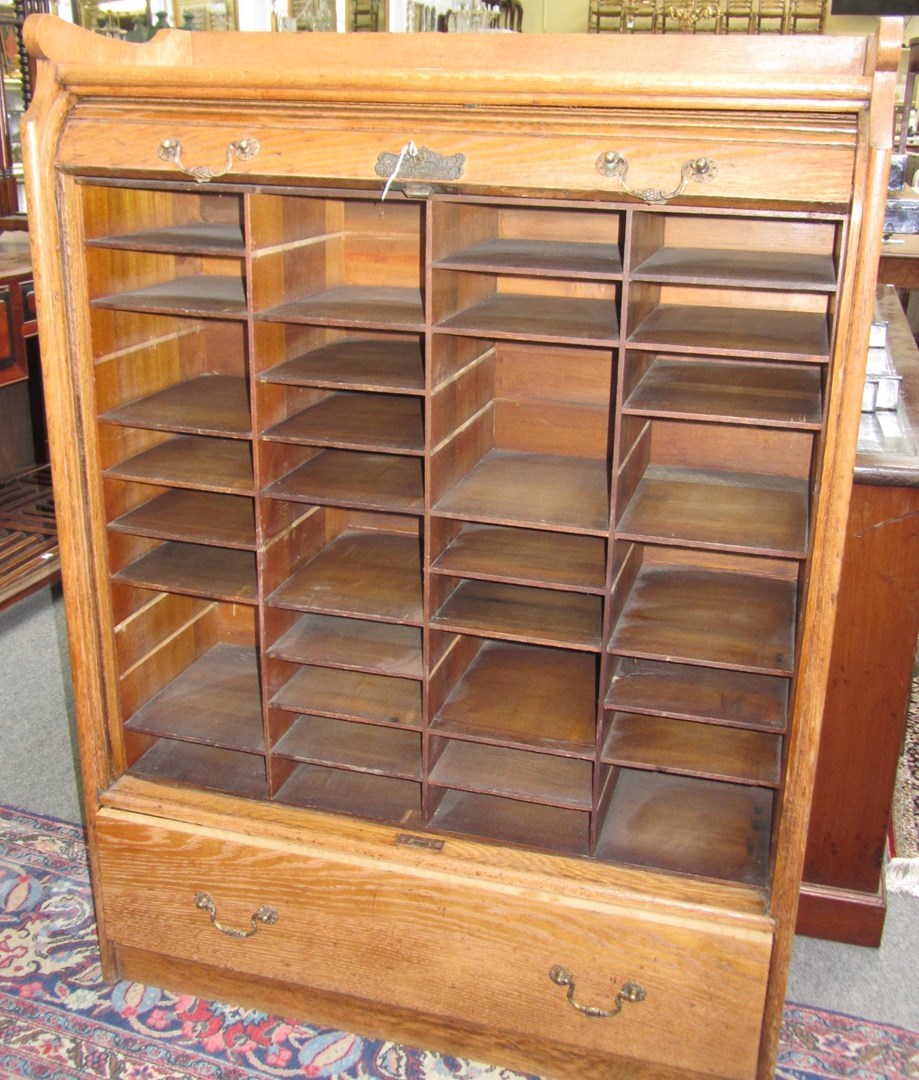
xmin=602 ymin=712 xmax=782 ymax=787
xmin=112 ymin=540 xmax=258 ymax=604
xmin=104 ymin=435 xmax=254 ymax=494
xmin=125 ymin=642 xmax=263 ymax=751
xmin=95 ymin=809 xmax=771 ymax=1077
xmin=431 ymin=522 xmax=607 ymax=593
xmin=271 ymin=664 xmax=422 ymax=728
xmin=432 ymin=640 xmax=598 ymax=756
xmin=606 ymin=655 xmax=789 ymax=732
xmin=274 ymin=714 xmax=422 ymax=780
xmin=260 ymin=335 xmax=424 ymax=395
xmin=268 ymin=529 xmax=423 ymax=623
xmin=266 ymin=449 xmax=424 ymax=514
xmin=596 ymin=768 xmax=773 ymax=886
xmin=268 ymin=612 xmax=423 ymax=680
xmin=623 ymin=357 xmax=824 ymax=428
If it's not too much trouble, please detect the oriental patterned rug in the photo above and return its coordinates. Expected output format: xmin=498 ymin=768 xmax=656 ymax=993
xmin=889 ymin=671 xmax=919 ymax=896
xmin=1 ymin=804 xmax=917 ymax=1080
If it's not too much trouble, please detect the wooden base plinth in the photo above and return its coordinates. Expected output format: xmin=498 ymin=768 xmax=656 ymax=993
xmin=795 ymin=879 xmax=886 ymax=949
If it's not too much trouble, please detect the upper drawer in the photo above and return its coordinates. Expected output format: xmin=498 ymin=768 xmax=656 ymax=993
xmin=96 ymin=808 xmax=772 ymax=1080
xmin=56 ymin=105 xmax=857 ymax=205
xmin=18 ymin=279 xmax=38 ymax=331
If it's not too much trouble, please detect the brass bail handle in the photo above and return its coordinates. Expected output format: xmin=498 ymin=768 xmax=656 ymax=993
xmin=549 ymin=965 xmax=646 ymax=1019
xmin=596 ymin=150 xmax=718 ymax=204
xmin=157 ymin=137 xmax=260 ymax=184
xmin=193 ymin=891 xmax=279 ymax=939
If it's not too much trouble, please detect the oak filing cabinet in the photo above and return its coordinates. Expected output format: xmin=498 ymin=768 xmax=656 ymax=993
xmin=22 ymin=16 xmax=898 ymax=1079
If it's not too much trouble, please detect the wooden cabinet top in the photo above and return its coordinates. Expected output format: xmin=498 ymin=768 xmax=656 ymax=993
xmin=21 ymin=16 xmax=902 ymax=209
xmin=23 ymin=14 xmax=898 ymax=112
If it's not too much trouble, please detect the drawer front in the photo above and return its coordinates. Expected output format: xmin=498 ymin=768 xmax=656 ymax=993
xmin=96 ymin=811 xmax=771 ymax=1079
xmin=58 ymin=111 xmax=856 ymax=204
xmin=0 ymin=285 xmax=24 ymax=387
xmin=18 ymin=279 xmax=37 ymax=335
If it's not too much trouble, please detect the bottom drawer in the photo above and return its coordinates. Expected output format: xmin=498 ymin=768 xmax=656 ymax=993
xmin=95 ymin=809 xmax=772 ymax=1079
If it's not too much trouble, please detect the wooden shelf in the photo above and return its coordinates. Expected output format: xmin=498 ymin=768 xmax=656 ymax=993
xmin=260 ymin=286 xmax=424 ymax=330
xmin=616 ymin=471 xmax=808 ymax=557
xmin=268 ymin=613 xmax=423 ymax=680
xmin=266 ymin=450 xmax=423 ymax=514
xmin=104 ymin=436 xmax=254 ymax=494
xmin=595 ymin=768 xmax=773 ymax=886
xmin=275 ymin=763 xmax=421 ymax=822
xmin=86 ymin=222 xmax=245 ymax=256
xmin=268 ymin=530 xmax=422 ymax=623
xmin=0 ymin=466 xmax=60 ymax=611
xmin=263 ymin=393 xmax=424 ymax=455
xmin=434 ymin=449 xmax=609 ymax=534
xmin=129 ymin=739 xmax=267 ymax=799
xmin=606 ymin=656 xmax=788 ymax=733
xmin=437 ymin=293 xmax=618 ymax=343
xmin=109 ymin=489 xmax=256 ymax=549
xmin=611 ymin=564 xmax=796 ymax=675
xmin=274 ymin=713 xmax=422 ymax=780
xmin=428 ymin=788 xmax=589 ymax=856
xmin=260 ymin=337 xmax=424 ymax=395
xmin=433 ymin=640 xmax=597 ymax=756
xmin=628 ymin=305 xmax=829 ymax=362
xmin=431 ymin=523 xmax=606 ymax=593
xmin=125 ymin=643 xmax=263 ymax=751
xmin=99 ymin=375 xmax=251 ymax=437
xmin=112 ymin=541 xmax=258 ymax=604
xmin=0 ymin=465 xmax=56 ymax=535
xmin=602 ymin=712 xmax=781 ymax=787
xmin=435 ymin=238 xmax=622 ymax=279
xmin=432 ymin=579 xmax=603 ymax=651
xmin=430 ymin=740 xmax=593 ymax=810
xmin=630 ymin=249 xmax=836 ymax=291
xmin=623 ymin=358 xmax=824 ymax=429
xmin=93 ymin=274 xmax=248 ymax=318
xmin=0 ymin=529 xmax=60 ymax=613
xmin=271 ymin=664 xmax=422 ymax=728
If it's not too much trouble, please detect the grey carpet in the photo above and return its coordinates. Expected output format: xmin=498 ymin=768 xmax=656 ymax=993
xmin=0 ymin=585 xmax=83 ymax=824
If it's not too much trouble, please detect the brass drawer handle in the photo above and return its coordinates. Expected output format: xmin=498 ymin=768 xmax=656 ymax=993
xmin=595 ymin=150 xmax=717 ymax=204
xmin=157 ymin=137 xmax=260 ymax=183
xmin=549 ymin=965 xmax=646 ymax=1019
xmin=193 ymin=891 xmax=279 ymax=938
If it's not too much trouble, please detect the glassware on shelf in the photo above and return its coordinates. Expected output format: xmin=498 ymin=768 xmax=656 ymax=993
xmin=279 ymin=0 xmax=337 ymax=31
xmin=445 ymin=0 xmax=500 ymax=30
xmin=406 ymin=0 xmax=437 ymax=30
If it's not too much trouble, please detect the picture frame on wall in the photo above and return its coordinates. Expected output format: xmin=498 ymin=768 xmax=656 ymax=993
xmin=173 ymin=0 xmax=238 ymax=30
xmin=74 ymin=0 xmax=238 ymax=34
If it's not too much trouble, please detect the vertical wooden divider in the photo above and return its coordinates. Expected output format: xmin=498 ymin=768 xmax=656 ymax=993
xmin=244 ymin=190 xmax=272 ymax=798
xmin=592 ymin=204 xmax=632 ymax=852
xmin=421 ymin=194 xmax=435 ymax=827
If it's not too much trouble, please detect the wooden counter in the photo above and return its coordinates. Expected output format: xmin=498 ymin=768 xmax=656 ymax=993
xmin=878 ymin=233 xmax=919 ymax=292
